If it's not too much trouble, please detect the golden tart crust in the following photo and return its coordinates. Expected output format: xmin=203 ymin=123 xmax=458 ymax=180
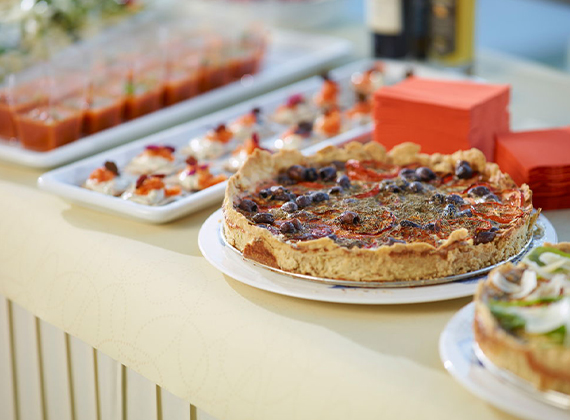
xmin=223 ymin=142 xmax=537 ymax=282
xmin=474 ymin=243 xmax=570 ymax=395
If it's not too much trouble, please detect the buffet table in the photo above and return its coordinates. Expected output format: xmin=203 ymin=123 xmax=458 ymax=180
xmin=1 ymin=47 xmax=570 ymax=420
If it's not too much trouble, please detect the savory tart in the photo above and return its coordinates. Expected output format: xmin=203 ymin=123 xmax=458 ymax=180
xmin=474 ymin=243 xmax=570 ymax=395
xmin=223 ymin=141 xmax=537 ymax=282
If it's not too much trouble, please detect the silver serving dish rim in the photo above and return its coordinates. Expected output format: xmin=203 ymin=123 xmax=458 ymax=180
xmin=220 ymin=219 xmax=545 ymax=289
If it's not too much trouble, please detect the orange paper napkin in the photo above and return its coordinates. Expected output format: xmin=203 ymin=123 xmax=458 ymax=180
xmin=373 ymin=77 xmax=510 ymax=160
xmin=495 ymin=127 xmax=570 ymax=210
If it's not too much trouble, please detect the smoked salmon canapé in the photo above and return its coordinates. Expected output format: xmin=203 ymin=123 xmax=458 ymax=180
xmin=274 ymin=121 xmax=314 ymax=151
xmin=351 ymin=62 xmax=385 ymax=97
xmin=229 ymin=107 xmax=261 ymax=140
xmin=313 ymin=73 xmax=340 ymax=109
xmin=225 ymin=132 xmax=269 ymax=172
xmin=125 ymin=145 xmax=177 ymax=175
xmin=183 ymin=123 xmax=234 ymax=160
xmin=84 ymin=161 xmax=129 ymax=196
xmin=272 ymin=94 xmax=315 ymax=125
xmin=121 ymin=174 xmax=182 ymax=206
xmin=314 ymin=107 xmax=344 ymax=137
xmin=345 ymin=94 xmax=373 ymax=125
xmin=176 ymin=156 xmax=227 ymax=191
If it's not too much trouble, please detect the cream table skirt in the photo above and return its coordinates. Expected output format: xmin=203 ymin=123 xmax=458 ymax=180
xmin=2 ymin=46 xmax=570 ymax=420
xmin=0 ymin=173 xmax=527 ymax=420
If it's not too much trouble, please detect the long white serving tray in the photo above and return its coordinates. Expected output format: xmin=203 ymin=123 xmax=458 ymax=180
xmin=38 ymin=59 xmax=473 ymax=224
xmin=0 ymin=29 xmax=351 ymax=169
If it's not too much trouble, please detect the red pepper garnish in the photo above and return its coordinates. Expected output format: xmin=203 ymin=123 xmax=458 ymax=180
xmin=145 ymin=144 xmax=175 ymax=153
xmin=136 ymin=175 xmax=147 ymax=188
xmin=286 ymin=94 xmax=305 ymax=107
xmin=399 ymin=228 xmax=438 ymax=246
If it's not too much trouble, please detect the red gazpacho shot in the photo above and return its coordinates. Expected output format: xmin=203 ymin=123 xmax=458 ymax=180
xmin=83 ymin=93 xmax=125 ymax=135
xmin=163 ymin=67 xmax=200 ymax=107
xmin=15 ymin=106 xmax=83 ymax=151
xmin=0 ymin=87 xmax=46 ymax=140
xmin=198 ymin=58 xmax=231 ymax=93
xmin=124 ymin=79 xmax=164 ymax=120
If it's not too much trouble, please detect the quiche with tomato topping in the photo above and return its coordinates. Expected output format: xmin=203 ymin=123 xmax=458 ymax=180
xmin=474 ymin=243 xmax=570 ymax=395
xmin=223 ymin=141 xmax=537 ymax=282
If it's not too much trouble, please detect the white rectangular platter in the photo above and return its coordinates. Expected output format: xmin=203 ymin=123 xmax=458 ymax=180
xmin=38 ymin=59 xmax=473 ymax=224
xmin=0 ymin=29 xmax=351 ymax=169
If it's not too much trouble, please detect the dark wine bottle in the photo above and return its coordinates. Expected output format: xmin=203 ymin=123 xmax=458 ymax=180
xmin=367 ymin=0 xmax=409 ymax=59
xmin=407 ymin=0 xmax=429 ymax=60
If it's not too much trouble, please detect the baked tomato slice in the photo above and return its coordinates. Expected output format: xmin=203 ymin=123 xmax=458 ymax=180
xmin=471 ymin=202 xmax=524 ymax=224
xmin=398 ymin=225 xmax=438 ymax=246
xmin=500 ymin=188 xmax=525 ymax=207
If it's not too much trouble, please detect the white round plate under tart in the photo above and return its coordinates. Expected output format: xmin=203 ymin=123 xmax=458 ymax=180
xmin=440 ymin=303 xmax=569 ymax=420
xmin=199 ymin=209 xmax=557 ymax=305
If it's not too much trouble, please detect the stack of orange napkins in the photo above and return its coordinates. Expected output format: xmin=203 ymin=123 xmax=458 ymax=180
xmin=373 ymin=77 xmax=510 ymax=160
xmin=496 ymin=128 xmax=570 ymax=210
